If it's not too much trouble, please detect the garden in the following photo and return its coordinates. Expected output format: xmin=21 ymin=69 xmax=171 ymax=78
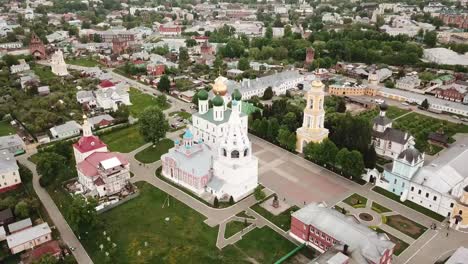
xmin=386 ymin=214 xmax=427 ymax=240
xmin=373 ymin=228 xmax=409 ymax=256
xmin=81 ymin=182 xmax=297 ymax=264
xmin=393 ymin=112 xmax=468 ymax=153
xmin=66 ymin=57 xmax=101 ymax=67
xmin=358 ymin=105 xmax=410 ymax=122
xmin=134 ymin=138 xmax=174 ymax=163
xmin=343 ymin=193 xmax=368 ymax=208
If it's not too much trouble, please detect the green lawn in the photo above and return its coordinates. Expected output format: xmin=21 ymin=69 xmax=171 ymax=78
xmin=134 ymin=139 xmax=173 ymax=163
xmin=100 ymin=125 xmax=146 ymax=153
xmin=81 ymin=182 xmax=296 ymax=264
xmin=0 ymin=121 xmax=15 ymax=136
xmin=373 ymin=186 xmax=445 ymax=222
xmin=251 ymin=203 xmax=300 ymax=231
xmin=343 ymin=193 xmax=368 ymax=208
xmin=66 ymin=57 xmax=101 ymax=67
xmin=225 ymin=220 xmax=250 ymax=238
xmin=32 ymin=65 xmax=56 ymax=82
xmin=129 ymin=88 xmax=169 ymax=118
xmin=375 ymin=228 xmax=409 ymax=256
xmin=236 ymin=210 xmax=255 ymax=219
xmin=371 ymin=201 xmax=392 ymax=213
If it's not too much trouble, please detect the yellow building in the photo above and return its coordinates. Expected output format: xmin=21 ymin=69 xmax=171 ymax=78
xmin=452 ymin=186 xmax=468 ymax=228
xmin=296 ymin=80 xmax=329 ymax=153
xmin=328 ymin=74 xmax=379 ymax=97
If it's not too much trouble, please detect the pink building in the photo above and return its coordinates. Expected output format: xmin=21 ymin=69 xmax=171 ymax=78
xmin=159 ymin=24 xmax=182 ymax=36
xmin=290 ymin=204 xmax=395 ymax=264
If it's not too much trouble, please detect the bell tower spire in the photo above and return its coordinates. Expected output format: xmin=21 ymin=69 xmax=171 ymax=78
xmin=82 ymin=115 xmax=92 ymax=137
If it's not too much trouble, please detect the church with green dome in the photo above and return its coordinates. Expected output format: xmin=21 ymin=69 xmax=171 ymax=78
xmin=191 ymin=76 xmax=249 ymax=148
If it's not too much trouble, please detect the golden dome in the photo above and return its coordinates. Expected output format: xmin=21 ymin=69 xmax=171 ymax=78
xmin=311 ymin=79 xmax=323 ymax=89
xmin=212 ymin=76 xmax=228 ymax=96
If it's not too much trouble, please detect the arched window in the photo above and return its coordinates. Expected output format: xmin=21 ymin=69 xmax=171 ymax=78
xmin=222 ymin=149 xmax=227 ymax=157
xmin=243 ymin=148 xmax=249 ymax=157
xmin=231 ymin=150 xmax=239 ymax=158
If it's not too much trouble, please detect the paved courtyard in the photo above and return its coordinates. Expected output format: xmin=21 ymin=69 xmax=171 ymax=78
xmin=253 ymin=137 xmax=352 ymax=207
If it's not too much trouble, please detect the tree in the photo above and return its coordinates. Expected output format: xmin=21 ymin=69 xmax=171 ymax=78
xmin=284 ymin=25 xmax=292 ymax=38
xmin=347 ymin=150 xmax=365 ymax=178
xmin=336 ymin=148 xmax=350 ymax=171
xmin=282 ymin=112 xmax=298 ymax=131
xmin=320 ymin=139 xmax=339 ymax=165
xmin=113 ymin=104 xmax=130 ymax=122
xmin=254 ymin=186 xmax=266 ymax=201
xmin=336 ymin=98 xmax=346 ymax=113
xmin=14 ymin=200 xmax=30 ymax=218
xmin=423 ymin=31 xmax=437 ymax=47
xmin=139 ymin=106 xmax=169 ymax=145
xmin=265 ymin=26 xmax=273 ymax=39
xmin=262 ymin=86 xmax=274 ymax=100
xmin=157 ymin=75 xmax=171 ymax=93
xmin=421 ymin=99 xmax=429 ymax=110
xmin=213 ymin=197 xmax=219 ymax=208
xmin=66 ymin=195 xmax=98 ymax=233
xmin=178 ymin=47 xmax=191 ymax=69
xmin=238 ymin=57 xmax=250 ymax=71
xmin=36 ymin=153 xmax=68 ymax=187
xmin=229 ymin=196 xmax=234 ymax=205
xmin=384 ymin=80 xmax=395 ymax=88
xmin=185 ymin=38 xmax=197 ymax=47
xmin=364 ymin=145 xmax=377 ymax=169
xmin=156 ymin=94 xmax=168 ymax=108
xmin=266 ymin=118 xmax=280 ymax=142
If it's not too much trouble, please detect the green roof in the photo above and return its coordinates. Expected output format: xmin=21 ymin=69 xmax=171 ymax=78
xmin=193 ymin=108 xmax=246 ymax=125
xmin=212 ymin=95 xmax=224 ymax=107
xmin=232 ymin=89 xmax=242 ymax=101
xmin=197 ymin=89 xmax=208 ymax=100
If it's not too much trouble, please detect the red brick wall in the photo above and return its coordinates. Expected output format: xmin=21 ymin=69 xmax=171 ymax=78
xmin=290 ymin=216 xmax=309 ymax=241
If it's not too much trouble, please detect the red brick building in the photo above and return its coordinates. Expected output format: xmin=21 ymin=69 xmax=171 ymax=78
xmin=158 ymin=24 xmax=182 ymax=36
xmin=434 ymin=87 xmax=465 ymax=102
xmin=29 ymin=33 xmax=46 ymax=59
xmin=438 ymin=13 xmax=468 ymax=29
xmin=305 ymin=47 xmax=315 ymax=65
xmin=112 ymin=38 xmax=129 ymax=55
xmin=290 ymin=204 xmax=395 ymax=264
xmin=147 ymin=63 xmax=165 ymax=76
xmin=200 ymin=40 xmax=214 ymax=55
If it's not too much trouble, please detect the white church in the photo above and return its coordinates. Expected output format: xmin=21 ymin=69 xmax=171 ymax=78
xmin=161 ymin=77 xmax=258 ymax=202
xmin=50 ymin=50 xmax=69 ymax=76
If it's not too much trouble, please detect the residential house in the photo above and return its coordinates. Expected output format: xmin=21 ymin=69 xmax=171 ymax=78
xmin=146 ymin=63 xmax=165 ymax=76
xmin=290 ymin=203 xmax=394 ymax=264
xmin=94 ymin=84 xmax=131 ymax=111
xmin=28 ymin=240 xmax=62 ymax=263
xmin=7 ymin=223 xmax=52 ymax=254
xmin=8 ymin=218 xmax=32 ymax=234
xmin=0 ymin=135 xmax=25 ymax=155
xmin=49 ymin=121 xmax=81 ymax=139
xmin=37 ymin=86 xmax=50 ymax=96
xmin=0 ymin=151 xmax=21 ymax=193
xmin=76 ymin=90 xmax=97 ymax=108
xmin=46 ymin=31 xmax=69 ymax=43
xmin=88 ymin=114 xmax=115 ymax=129
xmin=0 ymin=42 xmax=22 ymax=49
xmin=10 ymin=59 xmax=30 ymax=74
xmin=396 ymin=75 xmax=421 ymax=91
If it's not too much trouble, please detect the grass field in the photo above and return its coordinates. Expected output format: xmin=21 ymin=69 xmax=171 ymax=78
xmin=225 ymin=220 xmax=250 ymax=238
xmin=82 ymin=182 xmax=296 ymax=264
xmin=100 ymin=125 xmax=146 ymax=153
xmin=66 ymin=57 xmax=101 ymax=67
xmin=134 ymin=139 xmax=173 ymax=163
xmin=0 ymin=121 xmax=15 ymax=136
xmin=251 ymin=203 xmax=300 ymax=231
xmin=129 ymin=88 xmax=169 ymax=118
xmin=32 ymin=65 xmax=56 ymax=82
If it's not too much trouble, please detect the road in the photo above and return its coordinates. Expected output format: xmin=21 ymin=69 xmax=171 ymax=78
xmin=17 ymin=150 xmax=94 ymax=264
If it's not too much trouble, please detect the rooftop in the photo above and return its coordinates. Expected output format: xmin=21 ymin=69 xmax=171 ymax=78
xmin=7 ymin=223 xmax=51 ymax=249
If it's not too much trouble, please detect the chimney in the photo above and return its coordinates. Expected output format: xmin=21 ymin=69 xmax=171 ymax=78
xmin=343 ymin=244 xmax=349 ymax=256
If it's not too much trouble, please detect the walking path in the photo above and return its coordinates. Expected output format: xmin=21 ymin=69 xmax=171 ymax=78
xmin=17 ymin=151 xmax=94 ymax=264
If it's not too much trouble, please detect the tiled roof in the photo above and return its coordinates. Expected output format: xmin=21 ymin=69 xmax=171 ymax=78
xmin=73 ymin=135 xmax=107 ymax=153
xmin=77 ymin=152 xmax=128 ymax=177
